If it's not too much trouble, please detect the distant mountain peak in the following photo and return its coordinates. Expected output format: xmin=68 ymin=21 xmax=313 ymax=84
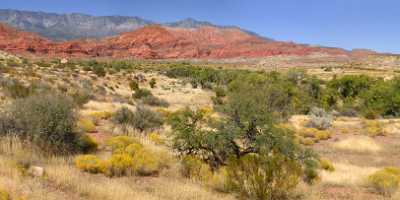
xmin=165 ymin=18 xmax=215 ymax=28
xmin=0 ymin=9 xmax=263 ymax=41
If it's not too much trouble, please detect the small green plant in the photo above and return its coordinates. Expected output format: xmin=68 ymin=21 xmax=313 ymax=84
xmin=129 ymin=80 xmax=139 ymax=91
xmin=149 ymin=78 xmax=156 ymax=88
xmin=132 ymin=88 xmax=152 ymax=99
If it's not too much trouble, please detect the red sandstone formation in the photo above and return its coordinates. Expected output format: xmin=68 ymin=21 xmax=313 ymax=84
xmin=0 ymin=23 xmax=373 ymax=59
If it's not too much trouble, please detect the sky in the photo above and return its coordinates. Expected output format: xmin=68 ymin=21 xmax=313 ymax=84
xmin=2 ymin=0 xmax=399 ymax=53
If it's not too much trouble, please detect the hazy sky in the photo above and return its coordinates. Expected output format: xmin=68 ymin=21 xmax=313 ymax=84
xmin=2 ymin=0 xmax=399 ymax=53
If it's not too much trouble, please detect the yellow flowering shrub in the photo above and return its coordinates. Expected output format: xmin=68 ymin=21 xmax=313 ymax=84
xmin=75 ymin=155 xmax=106 ymax=174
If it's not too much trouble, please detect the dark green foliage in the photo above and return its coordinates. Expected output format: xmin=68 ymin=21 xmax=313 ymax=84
xmin=92 ymin=65 xmax=106 ymax=77
xmin=113 ymin=105 xmax=163 ymax=132
xmin=132 ymin=88 xmax=152 ymax=99
xmin=0 ymin=94 xmax=90 ymax=154
xmin=327 ymin=75 xmax=373 ymax=101
xmin=129 ymin=79 xmax=139 ymax=91
xmin=360 ymin=78 xmax=400 ymax=118
xmin=149 ymin=78 xmax=156 ymax=88
xmin=131 ymin=105 xmax=163 ymax=132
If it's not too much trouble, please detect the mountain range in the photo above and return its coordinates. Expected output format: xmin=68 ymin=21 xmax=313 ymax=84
xmin=0 ymin=9 xmax=259 ymax=41
xmin=0 ymin=9 xmax=377 ymax=59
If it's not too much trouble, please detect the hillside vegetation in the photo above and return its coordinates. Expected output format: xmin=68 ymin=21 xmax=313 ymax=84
xmin=1 ymin=55 xmax=400 ymax=200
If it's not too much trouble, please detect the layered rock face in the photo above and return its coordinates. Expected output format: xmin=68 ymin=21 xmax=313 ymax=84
xmin=0 ymin=23 xmax=368 ymax=59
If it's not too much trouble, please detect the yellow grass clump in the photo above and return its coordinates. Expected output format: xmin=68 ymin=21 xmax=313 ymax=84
xmin=0 ymin=188 xmax=10 ymax=200
xmin=363 ymin=120 xmax=387 ymax=137
xmin=367 ymin=167 xmax=400 ymax=196
xmin=332 ymin=136 xmax=382 ymax=153
xmin=78 ymin=118 xmax=97 ymax=133
xmin=320 ymin=162 xmax=379 ymax=186
xmin=319 ymin=158 xmax=335 ymax=172
xmin=75 ymin=155 xmax=106 ymax=174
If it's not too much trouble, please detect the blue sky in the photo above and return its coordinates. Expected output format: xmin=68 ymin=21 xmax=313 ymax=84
xmin=2 ymin=0 xmax=399 ymax=53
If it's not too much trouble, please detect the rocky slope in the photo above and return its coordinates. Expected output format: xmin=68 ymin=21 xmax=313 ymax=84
xmin=0 ymin=23 xmax=356 ymax=59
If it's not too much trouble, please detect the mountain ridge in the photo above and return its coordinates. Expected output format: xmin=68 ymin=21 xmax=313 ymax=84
xmin=0 ymin=9 xmax=261 ymax=41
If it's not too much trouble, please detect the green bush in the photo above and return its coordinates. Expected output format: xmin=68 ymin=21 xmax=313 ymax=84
xmin=132 ymin=88 xmax=152 ymax=99
xmin=131 ymin=105 xmax=163 ymax=132
xmin=113 ymin=106 xmax=163 ymax=132
xmin=0 ymin=94 xmax=89 ymax=154
xmin=149 ymin=78 xmax=156 ymax=88
xmin=129 ymin=80 xmax=139 ymax=91
xmin=92 ymin=65 xmax=106 ymax=77
xmin=226 ymin=153 xmax=302 ymax=200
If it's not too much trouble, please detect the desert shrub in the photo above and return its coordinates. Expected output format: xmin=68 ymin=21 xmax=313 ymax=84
xmin=368 ymin=167 xmax=400 ymax=196
xmin=0 ymin=94 xmax=87 ymax=154
xmin=363 ymin=120 xmax=386 ymax=137
xmin=0 ymin=188 xmax=10 ymax=200
xmin=226 ymin=153 xmax=302 ymax=200
xmin=0 ymin=78 xmax=31 ymax=98
xmin=141 ymin=95 xmax=169 ymax=107
xmin=92 ymin=65 xmax=106 ymax=77
xmin=300 ymin=138 xmax=315 ymax=146
xmin=169 ymin=106 xmax=319 ymax=199
xmin=360 ymin=78 xmax=400 ymax=118
xmin=129 ymin=79 xmax=139 ymax=91
xmin=180 ymin=156 xmax=213 ymax=182
xmin=123 ymin=143 xmax=144 ymax=156
xmin=112 ymin=107 xmax=135 ymax=133
xmin=327 ymin=75 xmax=373 ymax=100
xmin=112 ymin=106 xmax=163 ymax=132
xmin=131 ymin=106 xmax=163 ymax=132
xmin=131 ymin=148 xmax=162 ymax=176
xmin=70 ymin=88 xmax=92 ymax=107
xmin=298 ymin=128 xmax=331 ymax=142
xmin=319 ymin=158 xmax=335 ymax=172
xmin=105 ymin=136 xmax=140 ymax=153
xmin=214 ymin=86 xmax=226 ymax=98
xmin=208 ymin=167 xmax=230 ymax=192
xmin=148 ymin=132 xmax=164 ymax=145
xmin=132 ymin=88 xmax=152 ymax=99
xmin=307 ymin=107 xmax=333 ymax=130
xmin=104 ymin=154 xmax=134 ymax=177
xmin=87 ymin=111 xmax=112 ymax=120
xmin=149 ymin=78 xmax=156 ymax=88
xmin=75 ymin=155 xmax=106 ymax=174
xmin=78 ymin=118 xmax=96 ymax=133
xmin=76 ymin=134 xmax=98 ymax=153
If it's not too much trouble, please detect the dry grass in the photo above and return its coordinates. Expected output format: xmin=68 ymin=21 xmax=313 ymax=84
xmin=0 ymin=136 xmax=233 ymax=200
xmin=320 ymin=162 xmax=379 ymax=186
xmin=332 ymin=136 xmax=382 ymax=153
